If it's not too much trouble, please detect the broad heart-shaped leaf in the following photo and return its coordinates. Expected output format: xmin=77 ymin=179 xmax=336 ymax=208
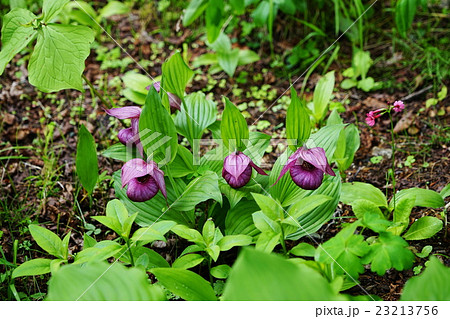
xmin=401 ymin=257 xmax=450 ymax=301
xmin=161 ymin=51 xmax=193 ymax=100
xmin=46 ymin=262 xmax=165 ymax=301
xmin=340 ymin=182 xmax=388 ymax=208
xmin=139 ymin=87 xmax=178 ymax=165
xmin=28 ymin=24 xmax=94 ymax=92
xmin=389 ymin=188 xmax=444 ymax=210
xmin=29 ymin=225 xmax=64 ymax=259
xmin=286 ymin=87 xmax=310 ymax=151
xmin=403 ymin=216 xmax=443 ymax=240
xmin=312 ymin=71 xmax=335 ymax=122
xmin=76 ymin=125 xmax=98 ymax=195
xmin=223 ymin=248 xmax=343 ymax=301
xmin=170 ymin=171 xmax=222 ymax=211
xmin=315 ymin=223 xmax=369 ymax=279
xmin=42 ymin=0 xmax=70 ymax=22
xmin=150 ymin=268 xmax=217 ymax=301
xmin=175 ymin=92 xmax=217 ymax=144
xmin=0 ymin=8 xmax=37 ymax=75
xmin=395 ymin=0 xmax=419 ymax=38
xmin=220 ymin=97 xmax=249 ymax=151
xmin=12 ymin=258 xmax=52 ymax=278
xmin=362 ymin=232 xmax=414 ymax=276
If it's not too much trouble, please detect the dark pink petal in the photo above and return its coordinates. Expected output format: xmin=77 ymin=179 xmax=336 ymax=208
xmin=365 ymin=116 xmax=375 ymax=126
xmin=290 ymin=164 xmax=324 ymax=190
xmin=147 ymin=161 xmax=167 ymax=198
xmin=118 ymin=127 xmax=134 ymax=145
xmin=273 ymin=153 xmax=299 ymax=186
xmin=249 ymin=161 xmax=268 ymax=176
xmin=168 ymin=92 xmax=181 ymax=111
xmin=298 ymin=147 xmax=335 ymax=176
xmin=104 ymin=106 xmax=141 ymax=119
xmin=126 ymin=175 xmax=159 ymax=202
xmin=121 ymin=158 xmax=148 ymax=187
xmin=223 ymin=152 xmax=251 ymax=181
xmin=223 ymin=164 xmax=252 ymax=188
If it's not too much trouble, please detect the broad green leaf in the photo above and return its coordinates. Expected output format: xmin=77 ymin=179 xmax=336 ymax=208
xmin=76 ymin=125 xmax=98 ymax=195
xmin=237 ymin=49 xmax=259 ymax=65
xmin=101 ymin=143 xmax=137 ymax=162
xmin=251 ymin=193 xmax=283 ymax=221
xmin=29 ymin=225 xmax=64 ymax=259
xmin=305 ymin=124 xmax=346 ymax=160
xmin=210 ymin=264 xmax=231 ymax=279
xmin=131 ymin=227 xmax=166 ymax=243
xmin=170 ymin=172 xmax=222 ymax=211
xmin=205 ymin=244 xmax=221 ymax=261
xmin=353 ymin=50 xmax=372 ymax=79
xmin=47 ymin=262 xmax=165 ymax=301
xmin=225 ymin=200 xmax=259 ymax=236
xmin=415 ymin=245 xmax=432 ymax=258
xmin=217 ymin=48 xmax=240 ymax=77
xmin=395 ymin=0 xmax=419 ymax=38
xmin=161 ymin=51 xmax=193 ymax=100
xmin=255 ymin=231 xmax=280 ymax=253
xmin=0 ymin=9 xmax=37 ymax=75
xmin=171 ymin=225 xmax=205 ymax=246
xmin=150 ymin=268 xmax=217 ymax=301
xmin=172 ymin=254 xmax=204 ymax=269
xmin=221 ymin=97 xmax=249 ymax=151
xmin=83 ymin=233 xmax=96 ymax=249
xmin=223 ymin=248 xmax=342 ymax=300
xmin=217 ymin=235 xmax=252 ymax=251
xmin=341 ymin=78 xmax=357 ymax=89
xmin=166 ymin=145 xmax=196 ymax=178
xmin=92 ymin=216 xmax=122 ymax=236
xmin=312 ymin=71 xmax=335 ymax=121
xmin=175 ymin=92 xmax=217 ymax=144
xmin=351 ymin=199 xmax=390 ymax=232
xmin=341 ymin=182 xmax=388 ymax=208
xmin=440 ymin=183 xmax=450 ymax=198
xmin=74 ymin=241 xmax=122 ymax=264
xmin=98 ymin=1 xmax=130 ymax=19
xmin=388 ymin=196 xmax=415 ymax=235
xmin=336 ymin=124 xmax=360 ymax=171
xmin=61 ymin=231 xmax=71 ymax=260
xmin=139 ymin=87 xmax=178 ymax=164
xmin=287 ymin=195 xmax=332 ymax=220
xmin=131 ymin=246 xmax=170 ymax=268
xmin=252 ymin=211 xmax=281 ymax=234
xmin=403 ymin=216 xmax=443 ymax=240
xmin=357 ymin=77 xmax=375 ymax=92
xmin=390 ymin=188 xmax=444 ymax=210
xmin=12 ymin=258 xmax=52 ymax=278
xmin=106 ymin=199 xmax=128 ymax=227
xmin=42 ymin=0 xmax=70 ymax=22
xmin=205 ymin=0 xmax=224 ymax=43
xmin=286 ymin=88 xmax=310 ymax=151
xmin=401 ymin=257 xmax=450 ymax=301
xmin=316 ymin=223 xmax=369 ymax=279
xmin=202 ymin=219 xmax=216 ymax=245
xmin=28 ymin=24 xmax=94 ymax=92
xmin=362 ymin=232 xmax=414 ymax=276
xmin=290 ymin=243 xmax=315 ymax=257
xmin=183 ymin=0 xmax=208 ymax=26
xmin=122 ymin=71 xmax=153 ymax=95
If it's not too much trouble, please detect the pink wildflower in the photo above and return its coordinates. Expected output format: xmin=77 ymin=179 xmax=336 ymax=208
xmin=365 ymin=109 xmax=384 ymax=127
xmin=392 ymin=100 xmax=404 ymax=113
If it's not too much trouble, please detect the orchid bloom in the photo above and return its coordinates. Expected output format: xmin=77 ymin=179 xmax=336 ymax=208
xmin=105 ymin=106 xmax=141 ymax=145
xmin=392 ymin=100 xmax=404 ymax=113
xmin=121 ymin=158 xmax=167 ymax=202
xmin=147 ymin=81 xmax=181 ymax=112
xmin=274 ymin=147 xmax=335 ymax=190
xmin=222 ymin=152 xmax=267 ymax=188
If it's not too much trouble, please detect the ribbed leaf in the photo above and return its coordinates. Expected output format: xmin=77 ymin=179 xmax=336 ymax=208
xmin=76 ymin=125 xmax=98 ymax=195
xmin=221 ymin=97 xmax=249 ymax=151
xmin=161 ymin=51 xmax=193 ymax=100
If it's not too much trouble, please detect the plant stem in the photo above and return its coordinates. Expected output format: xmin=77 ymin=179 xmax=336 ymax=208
xmin=280 ymin=224 xmax=288 ymax=255
xmin=82 ymin=74 xmax=112 ymax=109
xmin=388 ymin=111 xmax=397 ymax=211
xmin=126 ymin=240 xmax=135 ymax=267
xmin=207 ymin=257 xmax=213 ymax=285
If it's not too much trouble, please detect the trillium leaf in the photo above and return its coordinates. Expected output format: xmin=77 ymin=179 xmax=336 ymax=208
xmin=42 ymin=0 xmax=70 ymax=22
xmin=0 ymin=8 xmax=37 ymax=75
xmin=362 ymin=232 xmax=414 ymax=276
xmin=28 ymin=24 xmax=94 ymax=92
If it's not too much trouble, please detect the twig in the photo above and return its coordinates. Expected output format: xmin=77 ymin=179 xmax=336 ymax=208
xmin=402 ymin=85 xmax=432 ymax=101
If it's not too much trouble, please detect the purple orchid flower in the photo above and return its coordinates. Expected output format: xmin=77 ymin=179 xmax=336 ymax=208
xmin=121 ymin=158 xmax=167 ymax=202
xmin=105 ymin=106 xmax=143 ymax=155
xmin=274 ymin=147 xmax=336 ymax=190
xmin=146 ymin=81 xmax=181 ymax=112
xmin=222 ymin=152 xmax=267 ymax=188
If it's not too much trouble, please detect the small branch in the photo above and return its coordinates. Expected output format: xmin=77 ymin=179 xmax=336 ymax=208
xmin=402 ymin=85 xmax=432 ymax=101
xmin=82 ymin=74 xmax=113 ymax=109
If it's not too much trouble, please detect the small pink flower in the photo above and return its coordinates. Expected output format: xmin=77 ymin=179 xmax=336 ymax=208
xmin=365 ymin=109 xmax=384 ymax=127
xmin=392 ymin=100 xmax=404 ymax=113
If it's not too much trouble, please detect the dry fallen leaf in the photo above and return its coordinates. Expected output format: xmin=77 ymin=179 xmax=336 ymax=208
xmin=394 ymin=110 xmax=415 ymax=133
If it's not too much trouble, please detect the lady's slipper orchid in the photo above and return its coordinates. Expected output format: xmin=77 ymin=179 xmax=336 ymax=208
xmin=222 ymin=152 xmax=267 ymax=188
xmin=147 ymin=81 xmax=181 ymax=112
xmin=105 ymin=106 xmax=141 ymax=145
xmin=274 ymin=147 xmax=335 ymax=190
xmin=121 ymin=158 xmax=167 ymax=202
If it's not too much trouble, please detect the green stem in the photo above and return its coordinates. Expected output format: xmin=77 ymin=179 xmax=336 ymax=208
xmin=82 ymin=74 xmax=112 ymax=109
xmin=166 ymin=165 xmax=181 ymax=198
xmin=207 ymin=256 xmax=213 ymax=285
xmin=280 ymin=224 xmax=288 ymax=256
xmin=126 ymin=240 xmax=135 ymax=267
xmin=388 ymin=111 xmax=397 ymax=211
